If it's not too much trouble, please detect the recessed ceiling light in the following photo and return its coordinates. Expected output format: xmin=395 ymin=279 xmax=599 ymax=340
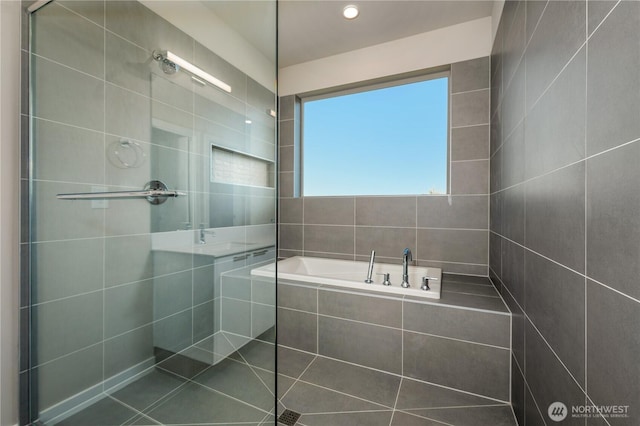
xmin=343 ymin=5 xmax=359 ymax=20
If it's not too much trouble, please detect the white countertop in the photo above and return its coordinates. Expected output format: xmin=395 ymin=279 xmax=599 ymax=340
xmin=154 ymin=241 xmax=273 ymax=258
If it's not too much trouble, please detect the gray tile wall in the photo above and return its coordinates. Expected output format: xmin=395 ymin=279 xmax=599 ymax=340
xmin=22 ymin=0 xmax=275 ymax=413
xmin=278 ymin=57 xmax=490 ymax=276
xmin=490 ymin=1 xmax=640 ymax=424
xmin=277 ymin=280 xmax=511 ymax=401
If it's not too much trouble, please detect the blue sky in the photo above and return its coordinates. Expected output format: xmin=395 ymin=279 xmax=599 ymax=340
xmin=303 ymin=77 xmax=448 ymax=196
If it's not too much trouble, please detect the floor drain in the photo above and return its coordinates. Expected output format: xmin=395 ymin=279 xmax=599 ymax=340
xmin=278 ymin=409 xmax=301 ymax=425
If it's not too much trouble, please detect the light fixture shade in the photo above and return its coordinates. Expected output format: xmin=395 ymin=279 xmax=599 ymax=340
xmin=165 ymin=51 xmax=232 ymax=93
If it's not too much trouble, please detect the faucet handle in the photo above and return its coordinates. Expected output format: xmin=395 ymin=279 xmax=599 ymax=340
xmin=421 ymin=277 xmax=430 ymax=291
xmin=376 ymin=272 xmax=391 ymax=286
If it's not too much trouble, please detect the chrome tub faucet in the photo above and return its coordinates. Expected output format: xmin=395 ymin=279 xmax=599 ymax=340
xmin=401 ymin=248 xmax=412 ymax=288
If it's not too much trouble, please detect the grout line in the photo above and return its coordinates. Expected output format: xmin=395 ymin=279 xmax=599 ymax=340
xmin=388 ymin=377 xmax=403 ymax=426
xmin=523 ymin=373 xmax=549 ymax=426
xmin=587 ymin=0 xmax=621 ymax=41
xmin=491 ymin=231 xmax=640 ymax=305
xmin=393 ymin=410 xmax=455 ymax=426
xmin=279 ymin=354 xmax=317 ymax=403
xmin=584 ymin=15 xmax=589 ymax=404
xmin=281 ymin=306 xmax=511 ymax=349
xmin=279 ymin=344 xmax=511 ymax=404
xmin=450 ymin=87 xmax=490 ymax=96
xmin=101 ymin=16 xmax=107 ymax=394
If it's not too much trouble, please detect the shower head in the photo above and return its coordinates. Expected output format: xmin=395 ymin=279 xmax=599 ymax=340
xmin=152 ymin=50 xmax=179 ymax=75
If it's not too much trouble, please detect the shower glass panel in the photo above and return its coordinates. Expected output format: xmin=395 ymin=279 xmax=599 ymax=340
xmin=24 ymin=1 xmax=277 ymax=424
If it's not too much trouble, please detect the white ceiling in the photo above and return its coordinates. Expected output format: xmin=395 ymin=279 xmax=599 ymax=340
xmin=203 ymin=1 xmax=494 ymax=69
xmin=279 ymin=0 xmax=494 ymax=68
xmin=201 ymin=1 xmax=277 ymax=62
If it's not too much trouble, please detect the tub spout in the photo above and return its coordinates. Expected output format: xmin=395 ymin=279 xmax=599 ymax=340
xmin=401 ymin=248 xmax=412 ymax=288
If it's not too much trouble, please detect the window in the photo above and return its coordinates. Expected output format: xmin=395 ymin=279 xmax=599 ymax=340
xmin=302 ymin=74 xmax=449 ymax=196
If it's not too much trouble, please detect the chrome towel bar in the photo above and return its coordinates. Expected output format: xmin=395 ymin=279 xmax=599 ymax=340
xmin=56 ymin=180 xmax=185 ymax=205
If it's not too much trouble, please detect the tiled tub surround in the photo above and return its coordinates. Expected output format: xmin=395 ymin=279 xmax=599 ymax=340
xmin=277 ymin=274 xmax=512 ymax=404
xmin=21 ymin=0 xmax=276 ymax=422
xmin=279 ymin=57 xmax=491 ymax=276
xmin=253 ymin=256 xmax=443 ymax=299
xmin=490 ymin=1 xmax=640 ymax=425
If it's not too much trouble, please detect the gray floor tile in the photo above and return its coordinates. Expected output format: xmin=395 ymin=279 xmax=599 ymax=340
xmin=109 ymin=369 xmax=186 ymax=412
xmin=123 ymin=414 xmax=161 ymax=425
xmin=145 ymin=382 xmax=266 ymax=424
xmin=56 ymin=397 xmax=139 ymax=426
xmin=395 ymin=377 xmax=500 ymax=410
xmin=230 ymin=338 xmax=276 ymax=372
xmin=300 ymin=357 xmax=401 ymax=407
xmin=257 ymin=326 xmax=276 ymax=343
xmin=390 ymin=411 xmax=445 ymax=426
xmin=156 ymin=352 xmax=210 ymax=380
xmin=277 ymin=374 xmax=296 ymax=399
xmin=280 ymin=381 xmax=387 ymax=415
xmin=404 ymin=405 xmax=517 ymax=426
xmin=298 ymin=410 xmax=393 ymax=426
xmin=193 ymin=358 xmax=274 ymax=411
xmin=277 ymin=346 xmax=316 ymax=379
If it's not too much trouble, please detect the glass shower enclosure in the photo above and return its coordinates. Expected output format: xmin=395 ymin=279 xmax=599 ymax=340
xmin=22 ymin=1 xmax=277 ymax=424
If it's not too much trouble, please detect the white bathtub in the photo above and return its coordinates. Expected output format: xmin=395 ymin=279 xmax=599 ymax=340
xmin=251 ymin=256 xmax=442 ymax=299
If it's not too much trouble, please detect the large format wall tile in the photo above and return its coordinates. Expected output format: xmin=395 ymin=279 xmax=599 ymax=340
xmin=417 ymin=195 xmax=488 ymax=230
xmin=587 ymin=131 xmax=640 ymax=301
xmin=525 ymin=0 xmax=586 ymax=111
xmin=586 ymin=1 xmax=640 ymax=156
xmin=525 ymin=48 xmax=586 ymax=180
xmin=37 ymin=344 xmax=104 ymax=409
xmin=451 ymin=57 xmax=490 ymax=93
xmin=318 ymin=316 xmax=402 ymax=374
xmin=525 ymin=321 xmax=586 ymax=426
xmin=451 ymin=90 xmax=490 ymax=127
xmin=305 ymin=197 xmax=354 ymax=225
xmin=32 ymin=2 xmax=105 ymax=78
xmin=32 ymin=56 xmax=104 ymax=131
xmin=355 ymin=197 xmax=415 ymax=227
xmin=489 ymin=2 xmax=640 ymax=420
xmin=525 ymin=251 xmax=585 ymax=386
xmin=417 ymin=229 xmax=487 ymax=265
xmin=355 ymin=226 xmax=415 ymax=259
xmin=36 ymin=292 xmax=104 ymax=364
xmin=450 ymin=125 xmax=489 ymax=161
xmin=304 ymin=225 xmax=354 ymax=254
xmin=278 ymin=308 xmax=317 ymax=353
xmin=403 ymin=301 xmax=509 ymax=348
xmin=319 ymin=290 xmax=402 ymax=328
xmin=587 ymin=280 xmax=640 ymax=415
xmin=525 ymin=162 xmax=585 ymax=273
xmin=403 ymin=331 xmax=510 ymax=401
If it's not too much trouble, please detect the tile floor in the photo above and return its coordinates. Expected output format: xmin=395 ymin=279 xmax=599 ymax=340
xmin=54 ymin=330 xmax=277 ymax=426
xmin=277 ymin=346 xmax=517 ymax=426
xmin=52 ymin=328 xmax=517 ymax=426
